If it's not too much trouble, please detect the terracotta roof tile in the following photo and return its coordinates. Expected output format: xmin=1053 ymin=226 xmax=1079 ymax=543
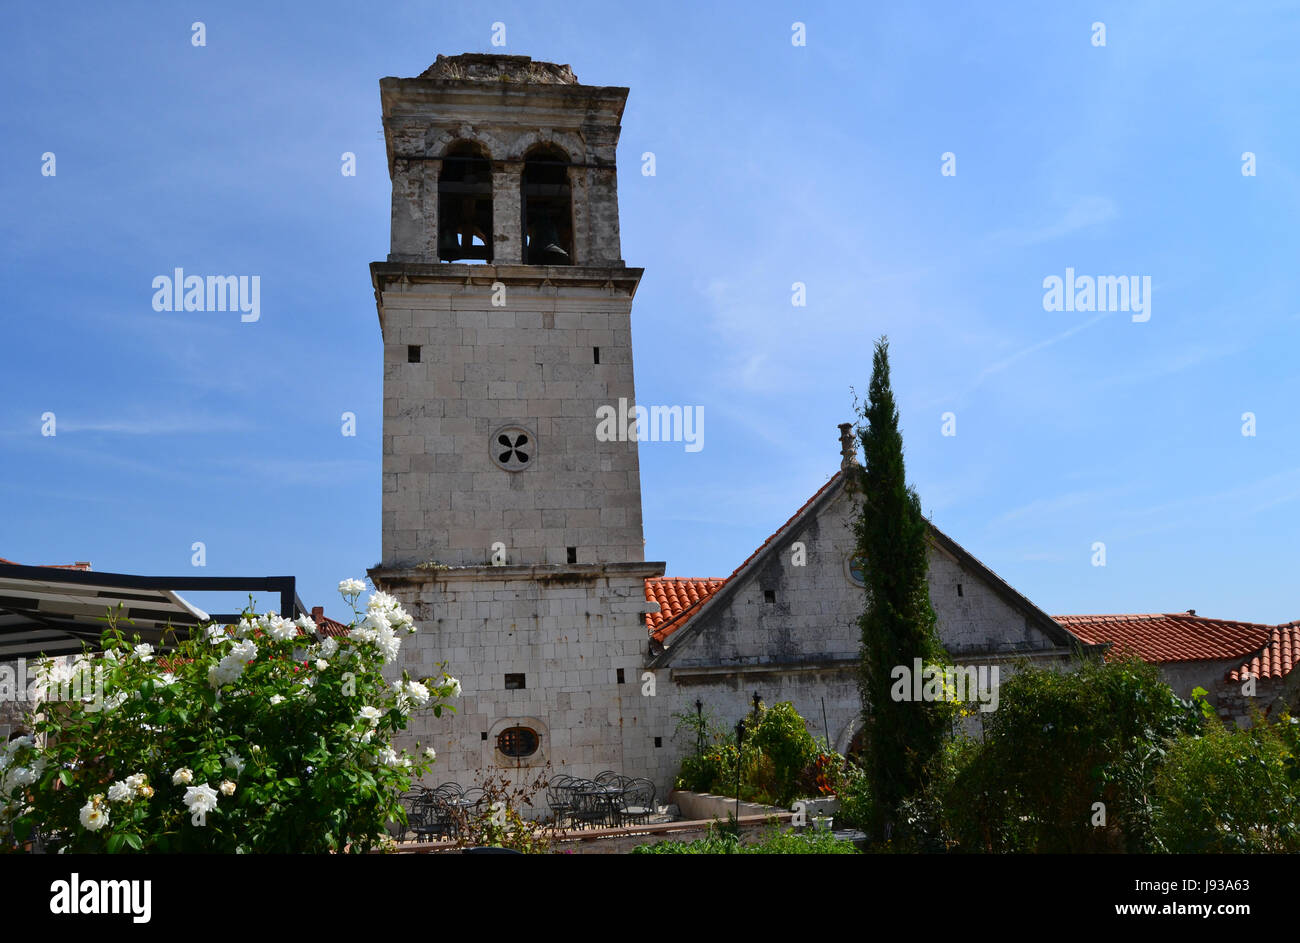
xmin=310 ymin=606 xmax=351 ymax=639
xmin=1228 ymin=622 xmax=1300 ymax=682
xmin=645 ymin=577 xmax=727 ymax=641
xmin=1053 ymin=612 xmax=1274 ymax=664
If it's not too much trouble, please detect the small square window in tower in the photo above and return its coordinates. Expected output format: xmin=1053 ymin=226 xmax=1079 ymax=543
xmin=522 ymin=144 xmax=573 ymax=265
xmin=437 ymin=141 xmax=493 ymax=262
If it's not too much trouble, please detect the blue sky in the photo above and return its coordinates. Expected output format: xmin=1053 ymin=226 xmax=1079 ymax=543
xmin=2 ymin=1 xmax=1299 ymax=625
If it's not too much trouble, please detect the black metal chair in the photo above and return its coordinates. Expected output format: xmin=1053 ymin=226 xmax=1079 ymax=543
xmin=411 ymin=791 xmax=459 ymax=842
xmin=617 ymin=778 xmax=656 ymax=826
xmin=392 ymin=788 xmax=429 ymax=842
xmin=547 ymin=775 xmax=577 ymax=828
xmin=572 ymin=782 xmax=618 ymax=829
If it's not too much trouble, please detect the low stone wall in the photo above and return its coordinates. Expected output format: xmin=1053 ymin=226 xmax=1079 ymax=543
xmin=390 ymin=810 xmax=796 ymax=855
xmin=671 ymin=789 xmax=839 ymax=823
xmin=670 ymin=789 xmax=780 ymax=821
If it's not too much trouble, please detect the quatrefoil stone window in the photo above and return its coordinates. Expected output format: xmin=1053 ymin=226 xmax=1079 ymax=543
xmin=491 ymin=424 xmax=535 ymax=472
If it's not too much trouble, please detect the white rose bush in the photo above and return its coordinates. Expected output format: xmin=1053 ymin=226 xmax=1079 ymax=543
xmin=0 ymin=581 xmax=458 ymax=853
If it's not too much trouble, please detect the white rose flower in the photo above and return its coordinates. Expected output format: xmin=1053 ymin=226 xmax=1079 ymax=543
xmin=444 ymin=676 xmax=462 ymax=698
xmin=376 ymin=626 xmax=401 ymax=665
xmin=404 ymin=680 xmax=430 ymax=708
xmin=79 ymin=796 xmax=109 ymax=831
xmin=390 ymin=605 xmax=415 ymax=633
xmin=107 ymin=781 xmax=132 ymax=803
xmin=357 ymin=705 xmax=382 ymax=727
xmin=266 ymin=616 xmax=297 ymax=642
xmin=424 ymin=747 xmax=437 ymax=761
xmin=339 ymin=578 xmax=366 ymax=597
xmin=229 ymin=639 xmax=258 ymax=663
xmin=317 ymin=637 xmax=338 ymax=658
xmin=269 ymin=695 xmax=285 ymax=706
xmin=362 ymin=608 xmax=392 ymax=633
xmin=224 ymin=753 xmax=246 ymax=776
xmin=132 ymin=643 xmax=154 ymax=661
xmin=1 ymin=766 xmax=37 ymax=794
xmin=234 ymin=616 xmax=257 ymax=638
xmin=295 ymin=614 xmax=317 ymax=635
xmin=158 ymin=672 xmax=177 ymax=687
xmin=172 ymin=767 xmax=194 ymax=786
xmin=366 ymin=590 xmax=397 ymax=612
xmin=125 ymin=773 xmax=149 ymax=796
xmin=206 ymin=625 xmax=229 ymax=645
xmin=315 ymin=659 xmax=328 ymax=671
xmin=183 ymin=783 xmax=219 ymax=816
xmin=207 ymin=654 xmax=248 ymax=689
xmin=219 ymin=780 xmax=236 ymax=796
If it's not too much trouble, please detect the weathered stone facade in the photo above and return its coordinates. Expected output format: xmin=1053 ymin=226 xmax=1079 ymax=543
xmin=374 ymin=54 xmax=645 ymax=569
xmin=635 ymin=474 xmax=1087 ymax=791
xmin=377 ymin=563 xmax=661 ymax=783
xmin=369 ymin=53 xmax=1095 ymax=802
xmin=370 ymin=55 xmax=665 ymax=791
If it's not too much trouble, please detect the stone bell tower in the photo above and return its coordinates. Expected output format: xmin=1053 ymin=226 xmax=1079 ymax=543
xmin=369 ymin=55 xmax=665 ymax=788
xmin=373 ymin=53 xmax=647 ymax=568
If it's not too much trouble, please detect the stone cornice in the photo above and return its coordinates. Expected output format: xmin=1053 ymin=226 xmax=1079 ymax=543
xmin=369 ymin=560 xmax=666 ymax=589
xmin=371 ymin=262 xmax=642 ymax=297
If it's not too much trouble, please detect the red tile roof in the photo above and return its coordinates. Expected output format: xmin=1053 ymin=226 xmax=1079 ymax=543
xmin=1228 ymin=622 xmax=1300 ymax=682
xmin=645 ymin=577 xmax=727 ymax=642
xmin=645 ymin=472 xmax=843 ymax=643
xmin=310 ymin=606 xmax=351 ymax=638
xmin=1054 ymin=612 xmax=1274 ymax=664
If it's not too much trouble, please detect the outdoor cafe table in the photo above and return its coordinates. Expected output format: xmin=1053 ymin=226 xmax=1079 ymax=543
xmin=571 ymin=783 xmax=627 ymax=826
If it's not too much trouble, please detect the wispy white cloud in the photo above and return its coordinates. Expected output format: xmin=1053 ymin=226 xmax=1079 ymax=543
xmin=992 ymin=484 xmax=1137 ymax=527
xmin=931 ymin=310 xmax=1113 ymax=407
xmin=216 ymin=457 xmax=375 ymax=486
xmin=54 ymin=414 xmax=255 ymax=436
xmin=986 ymin=195 xmax=1117 ymax=249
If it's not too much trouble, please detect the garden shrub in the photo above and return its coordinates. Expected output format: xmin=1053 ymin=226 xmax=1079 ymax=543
xmin=0 ymin=580 xmax=458 ymax=853
xmin=946 ymin=656 xmax=1202 ymax=853
xmin=672 ymin=701 xmax=821 ymax=807
xmin=631 ymin=823 xmax=858 ymax=854
xmin=750 ymin=702 xmax=819 ymax=806
xmin=1152 ymin=713 xmax=1300 ymax=853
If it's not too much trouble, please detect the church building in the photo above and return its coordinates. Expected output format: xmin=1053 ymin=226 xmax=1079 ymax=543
xmin=367 ymin=53 xmax=1097 ymax=798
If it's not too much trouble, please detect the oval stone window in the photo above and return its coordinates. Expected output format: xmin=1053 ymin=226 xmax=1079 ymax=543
xmin=496 ymin=726 xmax=539 ymax=758
xmin=846 ymin=553 xmax=867 ymax=587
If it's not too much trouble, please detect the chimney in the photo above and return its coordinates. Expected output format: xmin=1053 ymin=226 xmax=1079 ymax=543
xmin=838 ymin=422 xmax=858 ymax=471
xmin=311 ymin=606 xmax=324 ymax=624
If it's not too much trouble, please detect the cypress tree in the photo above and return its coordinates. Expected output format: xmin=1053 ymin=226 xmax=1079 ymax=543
xmin=852 ymin=336 xmax=948 ymax=843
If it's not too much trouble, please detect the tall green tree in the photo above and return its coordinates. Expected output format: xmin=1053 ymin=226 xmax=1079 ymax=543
xmin=852 ymin=336 xmax=948 ymax=843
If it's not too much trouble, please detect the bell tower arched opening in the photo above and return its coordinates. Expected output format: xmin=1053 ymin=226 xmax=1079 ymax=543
xmin=437 ymin=141 xmax=493 ymax=262
xmin=522 ymin=144 xmax=573 ymax=265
